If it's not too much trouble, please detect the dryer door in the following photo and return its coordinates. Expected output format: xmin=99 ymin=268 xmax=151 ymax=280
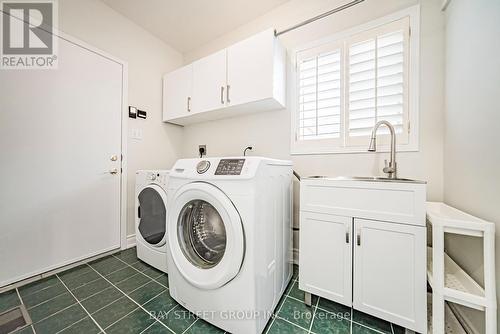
xmin=168 ymin=182 xmax=244 ymax=290
xmin=137 ymin=184 xmax=167 ymax=247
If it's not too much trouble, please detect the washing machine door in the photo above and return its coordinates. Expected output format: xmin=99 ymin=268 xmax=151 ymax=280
xmin=137 ymin=184 xmax=167 ymax=247
xmin=168 ymin=182 xmax=244 ymax=290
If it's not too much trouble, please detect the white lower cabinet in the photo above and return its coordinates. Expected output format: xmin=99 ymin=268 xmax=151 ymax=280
xmin=299 ymin=178 xmax=427 ymax=333
xmin=353 ymin=218 xmax=427 ymax=333
xmin=299 ymin=212 xmax=352 ymax=306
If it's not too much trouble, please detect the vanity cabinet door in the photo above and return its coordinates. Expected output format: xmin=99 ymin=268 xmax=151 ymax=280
xmin=299 ymin=212 xmax=352 ymax=307
xmin=353 ymin=218 xmax=426 ymax=333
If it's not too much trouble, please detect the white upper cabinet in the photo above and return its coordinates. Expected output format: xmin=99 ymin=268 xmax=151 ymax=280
xmin=163 ymin=64 xmax=193 ymax=121
xmin=192 ymin=49 xmax=227 ymax=114
xmin=227 ymin=29 xmax=285 ymax=108
xmin=163 ymin=29 xmax=286 ymax=125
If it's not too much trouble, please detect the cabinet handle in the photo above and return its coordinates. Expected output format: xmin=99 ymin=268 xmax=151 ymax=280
xmin=220 ymin=86 xmax=225 ymax=104
xmin=187 ymin=97 xmax=191 ymax=112
xmin=226 ymin=85 xmax=231 ymax=103
xmin=345 ymin=226 xmax=350 ymax=244
xmin=356 ymin=232 xmax=361 ymax=246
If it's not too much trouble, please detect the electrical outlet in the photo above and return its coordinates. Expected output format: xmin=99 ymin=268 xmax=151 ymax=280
xmin=198 ymin=145 xmax=206 ymax=157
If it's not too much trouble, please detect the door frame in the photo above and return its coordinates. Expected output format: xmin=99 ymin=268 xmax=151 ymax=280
xmin=50 ymin=27 xmax=129 ymax=251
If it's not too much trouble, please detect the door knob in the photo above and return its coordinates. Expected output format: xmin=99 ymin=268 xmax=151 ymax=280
xmin=110 ymin=155 xmax=118 ymax=161
xmin=109 ymin=168 xmax=119 ymax=175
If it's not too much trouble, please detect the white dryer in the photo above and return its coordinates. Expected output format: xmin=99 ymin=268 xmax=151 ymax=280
xmin=135 ymin=170 xmax=169 ymax=273
xmin=166 ymin=157 xmax=292 ymax=334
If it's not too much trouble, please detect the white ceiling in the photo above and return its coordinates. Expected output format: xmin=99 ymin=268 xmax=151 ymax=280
xmin=101 ymin=0 xmax=289 ymax=53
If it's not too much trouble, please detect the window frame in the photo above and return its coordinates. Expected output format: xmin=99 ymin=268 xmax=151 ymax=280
xmin=290 ymin=5 xmax=420 ymax=155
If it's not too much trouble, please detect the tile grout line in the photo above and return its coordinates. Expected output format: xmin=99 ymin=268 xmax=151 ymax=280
xmin=102 ymin=304 xmax=140 ymax=331
xmin=25 ymin=263 xmax=133 ymax=311
xmin=139 ymin=302 xmax=181 ymax=334
xmin=139 ymin=320 xmax=158 ymax=334
xmin=307 ymin=296 xmax=321 ymax=334
xmin=265 ymin=276 xmax=296 ymax=334
xmin=98 ymin=282 xmax=165 ymax=329
xmin=16 ymin=288 xmax=37 ymax=334
xmin=85 ymin=263 xmax=176 ymax=334
xmin=53 ymin=315 xmax=90 ymax=334
xmin=25 ymin=288 xmax=69 ymax=311
xmin=273 ymin=314 xmax=312 ymax=332
xmin=29 ymin=301 xmax=79 ymax=326
xmin=181 ymin=318 xmax=198 ymax=334
xmin=83 ymin=277 xmax=165 ymax=318
xmin=111 ymin=254 xmax=169 ymax=290
xmin=55 ymin=274 xmax=107 ymax=334
xmin=352 ymin=321 xmax=391 ymax=334
xmin=18 ymin=278 xmax=63 ymax=300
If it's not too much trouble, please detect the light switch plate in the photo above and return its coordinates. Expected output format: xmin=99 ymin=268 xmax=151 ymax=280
xmin=131 ymin=128 xmax=142 ymax=140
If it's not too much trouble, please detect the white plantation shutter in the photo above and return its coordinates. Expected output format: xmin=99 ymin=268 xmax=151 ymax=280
xmin=298 ymin=49 xmax=342 ymax=140
xmin=347 ymin=18 xmax=410 ymax=144
xmin=292 ymin=16 xmax=414 ymax=153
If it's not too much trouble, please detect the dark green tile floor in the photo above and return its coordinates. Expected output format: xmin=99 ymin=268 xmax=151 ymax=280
xmin=0 ymin=248 xmax=408 ymax=334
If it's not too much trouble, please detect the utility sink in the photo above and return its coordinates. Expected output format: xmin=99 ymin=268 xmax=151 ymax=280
xmin=306 ymin=175 xmax=426 ymax=184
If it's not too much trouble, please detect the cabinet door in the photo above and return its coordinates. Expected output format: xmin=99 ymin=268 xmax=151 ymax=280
xmin=227 ymin=29 xmax=275 ymax=107
xmin=299 ymin=212 xmax=352 ymax=306
xmin=163 ymin=64 xmax=193 ymax=122
xmin=353 ymin=218 xmax=426 ymax=332
xmin=192 ymin=49 xmax=227 ymax=113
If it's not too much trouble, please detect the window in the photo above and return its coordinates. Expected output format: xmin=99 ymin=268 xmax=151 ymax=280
xmin=291 ymin=8 xmax=419 ymax=154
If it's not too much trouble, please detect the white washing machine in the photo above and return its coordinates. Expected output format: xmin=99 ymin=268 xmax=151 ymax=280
xmin=135 ymin=170 xmax=169 ymax=273
xmin=166 ymin=157 xmax=293 ymax=334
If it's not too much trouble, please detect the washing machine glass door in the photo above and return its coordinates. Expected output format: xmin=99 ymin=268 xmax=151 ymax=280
xmin=169 ymin=182 xmax=244 ymax=290
xmin=138 ymin=184 xmax=167 ymax=246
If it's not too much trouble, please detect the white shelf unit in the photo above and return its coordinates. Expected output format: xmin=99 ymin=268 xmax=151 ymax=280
xmin=426 ymin=202 xmax=497 ymax=334
xmin=427 ymin=293 xmax=466 ymax=334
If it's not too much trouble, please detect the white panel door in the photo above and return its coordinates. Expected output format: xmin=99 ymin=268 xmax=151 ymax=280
xmin=192 ymin=49 xmax=227 ymax=113
xmin=163 ymin=64 xmax=193 ymax=121
xmin=227 ymin=29 xmax=274 ymax=106
xmin=299 ymin=212 xmax=352 ymax=306
xmin=353 ymin=218 xmax=426 ymax=332
xmin=0 ymin=35 xmax=123 ymax=286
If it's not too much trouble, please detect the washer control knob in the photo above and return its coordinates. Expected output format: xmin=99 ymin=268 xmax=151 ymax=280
xmin=150 ymin=173 xmax=157 ymax=181
xmin=196 ymin=160 xmax=211 ymax=174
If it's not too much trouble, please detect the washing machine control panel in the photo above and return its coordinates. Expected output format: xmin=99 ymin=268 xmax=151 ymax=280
xmin=215 ymin=159 xmax=245 ymax=175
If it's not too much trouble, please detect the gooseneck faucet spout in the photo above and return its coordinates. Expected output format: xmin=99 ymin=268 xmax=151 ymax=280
xmin=368 ymin=120 xmax=397 ymax=179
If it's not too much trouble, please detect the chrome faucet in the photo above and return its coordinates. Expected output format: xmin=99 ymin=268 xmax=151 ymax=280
xmin=368 ymin=120 xmax=397 ymax=179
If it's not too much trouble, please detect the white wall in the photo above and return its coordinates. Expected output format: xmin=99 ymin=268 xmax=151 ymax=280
xmin=443 ymin=0 xmax=500 ymax=331
xmin=181 ymin=0 xmax=445 ymax=201
xmin=58 ymin=0 xmax=183 ymax=237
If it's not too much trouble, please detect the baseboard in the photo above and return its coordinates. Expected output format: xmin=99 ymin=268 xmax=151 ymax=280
xmin=126 ymin=234 xmax=136 ymax=248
